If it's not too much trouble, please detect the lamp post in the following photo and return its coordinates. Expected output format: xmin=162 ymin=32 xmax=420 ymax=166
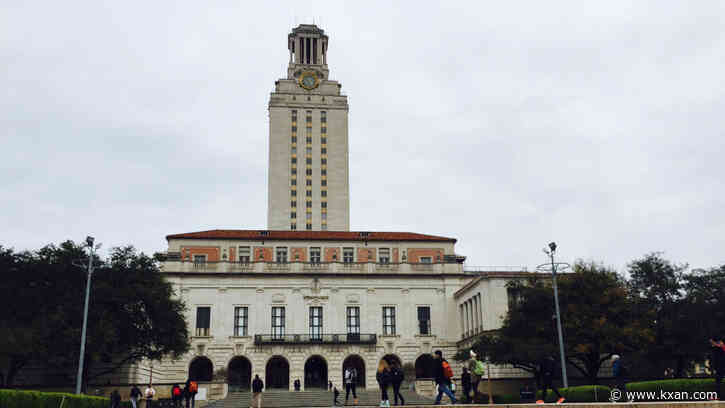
xmin=75 ymin=236 xmax=96 ymax=395
xmin=537 ymin=242 xmax=570 ymax=388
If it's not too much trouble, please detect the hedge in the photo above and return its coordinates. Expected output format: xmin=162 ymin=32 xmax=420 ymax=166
xmin=626 ymin=378 xmax=721 ymax=398
xmin=0 ymin=389 xmax=131 ymax=408
xmin=470 ymin=385 xmax=611 ymax=404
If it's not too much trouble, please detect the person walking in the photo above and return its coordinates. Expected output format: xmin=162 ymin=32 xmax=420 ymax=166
xmin=536 ymin=355 xmax=564 ymax=404
xmin=171 ymin=384 xmax=183 ymax=408
xmin=294 ymin=378 xmax=301 ymax=391
xmin=709 ymin=337 xmax=725 ymax=400
xmin=376 ymin=359 xmax=391 ymax=407
xmin=333 ymin=384 xmax=341 ymax=406
xmin=143 ymin=384 xmax=155 ymax=408
xmin=110 ymin=389 xmax=121 ymax=408
xmin=184 ymin=378 xmax=198 ymax=408
xmin=390 ymin=361 xmax=405 ymax=406
xmin=461 ymin=367 xmax=472 ymax=404
xmin=129 ymin=384 xmax=142 ymax=408
xmin=467 ymin=350 xmax=484 ymax=403
xmin=344 ymin=366 xmax=358 ymax=405
xmin=432 ymin=350 xmax=457 ymax=405
xmin=329 ymin=380 xmax=333 ymax=391
xmin=251 ymin=374 xmax=264 ymax=408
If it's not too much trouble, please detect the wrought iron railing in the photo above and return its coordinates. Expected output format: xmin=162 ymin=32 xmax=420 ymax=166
xmin=254 ymin=333 xmax=376 ymax=345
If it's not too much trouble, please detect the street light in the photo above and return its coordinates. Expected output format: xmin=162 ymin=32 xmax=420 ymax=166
xmin=537 ymin=242 xmax=570 ymax=388
xmin=75 ymin=236 xmax=97 ymax=395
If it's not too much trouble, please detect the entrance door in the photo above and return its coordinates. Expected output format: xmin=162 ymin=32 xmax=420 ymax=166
xmin=342 ymin=354 xmax=366 ymax=388
xmin=265 ymin=355 xmax=290 ymax=389
xmin=228 ymin=356 xmax=252 ymax=392
xmin=304 ymin=355 xmax=328 ymax=389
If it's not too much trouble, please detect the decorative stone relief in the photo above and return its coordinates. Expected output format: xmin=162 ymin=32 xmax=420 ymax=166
xmin=272 ymin=293 xmax=286 ymax=303
xmin=346 ymin=294 xmax=360 ymax=303
xmin=256 ymin=288 xmax=264 ymax=293
xmin=366 ymin=288 xmax=375 ymax=294
xmin=218 ymin=287 xmax=227 ymax=293
xmin=401 ymin=289 xmax=409 ymax=295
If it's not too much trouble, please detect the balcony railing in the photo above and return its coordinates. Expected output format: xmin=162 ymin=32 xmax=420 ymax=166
xmin=254 ymin=333 xmax=376 ymax=345
xmin=162 ymin=261 xmax=459 ymax=275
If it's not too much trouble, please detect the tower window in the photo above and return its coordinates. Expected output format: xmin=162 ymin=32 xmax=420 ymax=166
xmin=321 ymin=158 xmax=327 ymax=165
xmin=306 ymin=201 xmax=312 ymax=208
xmin=306 ymin=190 xmax=312 ymax=197
xmin=321 ymin=179 xmax=327 ymax=186
xmin=306 ymin=137 xmax=312 ymax=143
xmin=306 ymin=179 xmax=312 ymax=186
xmin=291 ymin=126 xmax=297 ymax=132
xmin=291 ymin=190 xmax=297 ymax=197
xmin=306 ymin=168 xmax=312 ymax=176
xmin=291 ymin=168 xmax=297 ymax=175
xmin=291 ymin=157 xmax=297 ymax=164
xmin=306 ymin=224 xmax=312 ymax=230
xmin=290 ymin=212 xmax=296 ymax=219
xmin=321 ymin=202 xmax=327 ymax=208
xmin=291 ymin=136 xmax=297 ymax=143
xmin=321 ymin=127 xmax=327 ymax=133
xmin=291 ymin=201 xmax=297 ymax=207
xmin=321 ymin=148 xmax=327 ymax=154
xmin=291 ymin=179 xmax=297 ymax=186
xmin=321 ymin=137 xmax=327 ymax=144
xmin=321 ymin=191 xmax=327 ymax=197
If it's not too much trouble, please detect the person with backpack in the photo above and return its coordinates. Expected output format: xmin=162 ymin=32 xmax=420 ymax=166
xmin=467 ymin=350 xmax=484 ymax=403
xmin=344 ymin=366 xmax=358 ymax=405
xmin=251 ymin=374 xmax=264 ymax=408
xmin=129 ymin=384 xmax=142 ymax=408
xmin=433 ymin=350 xmax=457 ymax=405
xmin=536 ymin=355 xmax=564 ymax=404
xmin=143 ymin=384 xmax=155 ymax=408
xmin=184 ymin=378 xmax=199 ymax=408
xmin=376 ymin=359 xmax=392 ymax=407
xmin=172 ymin=384 xmax=184 ymax=408
xmin=110 ymin=389 xmax=121 ymax=408
xmin=709 ymin=336 xmax=725 ymax=400
xmin=390 ymin=361 xmax=405 ymax=406
xmin=461 ymin=367 xmax=472 ymax=404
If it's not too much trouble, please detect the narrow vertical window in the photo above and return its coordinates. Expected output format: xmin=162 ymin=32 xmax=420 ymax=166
xmin=347 ymin=306 xmax=360 ymax=336
xmin=382 ymin=307 xmax=396 ymax=336
xmin=234 ymin=306 xmax=248 ymax=336
xmin=272 ymin=307 xmax=285 ymax=339
xmin=196 ymin=307 xmax=210 ymax=337
xmin=309 ymin=306 xmax=322 ymax=340
xmin=418 ymin=306 xmax=431 ymax=335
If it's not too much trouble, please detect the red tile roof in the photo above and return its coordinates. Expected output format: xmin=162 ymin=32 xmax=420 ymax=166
xmin=166 ymin=229 xmax=456 ymax=243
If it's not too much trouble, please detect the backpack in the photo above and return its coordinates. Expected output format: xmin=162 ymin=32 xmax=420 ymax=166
xmin=189 ymin=381 xmax=198 ymax=393
xmin=473 ymin=360 xmax=485 ymax=376
xmin=173 ymin=387 xmax=181 ymax=397
xmin=442 ymin=360 xmax=454 ymax=379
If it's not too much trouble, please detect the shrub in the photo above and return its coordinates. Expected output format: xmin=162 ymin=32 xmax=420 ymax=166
xmin=537 ymin=385 xmax=612 ymax=402
xmin=0 ymin=389 xmax=121 ymax=408
xmin=626 ymin=378 xmax=721 ymax=400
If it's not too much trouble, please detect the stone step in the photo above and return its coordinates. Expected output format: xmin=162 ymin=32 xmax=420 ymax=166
xmin=207 ymin=389 xmax=436 ymax=408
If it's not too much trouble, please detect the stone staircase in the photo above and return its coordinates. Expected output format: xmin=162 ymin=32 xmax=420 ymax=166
xmin=206 ymin=389 xmax=435 ymax=408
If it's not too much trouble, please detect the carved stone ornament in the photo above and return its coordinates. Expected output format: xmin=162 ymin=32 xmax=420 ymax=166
xmin=272 ymin=293 xmax=286 ymax=303
xmin=346 ymin=294 xmax=360 ymax=303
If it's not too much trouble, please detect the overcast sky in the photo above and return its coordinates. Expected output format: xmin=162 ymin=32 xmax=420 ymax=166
xmin=2 ymin=1 xmax=723 ymax=272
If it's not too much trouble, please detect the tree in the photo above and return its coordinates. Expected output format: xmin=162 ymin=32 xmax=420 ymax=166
xmin=0 ymin=241 xmax=190 ymax=388
xmin=681 ymin=265 xmax=725 ymax=372
xmin=627 ymin=253 xmax=692 ymax=377
xmin=458 ymin=262 xmax=652 ymax=384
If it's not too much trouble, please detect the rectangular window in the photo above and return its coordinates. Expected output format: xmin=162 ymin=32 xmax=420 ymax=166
xmin=321 ymin=137 xmax=327 ymax=144
xmin=291 ymin=201 xmax=297 ymax=207
xmin=321 ymin=190 xmax=327 ymax=197
xmin=291 ymin=179 xmax=297 ymax=186
xmin=238 ymin=247 xmax=251 ymax=263
xmin=310 ymin=247 xmax=321 ymax=263
xmin=418 ymin=306 xmax=431 ymax=335
xmin=291 ymin=190 xmax=297 ymax=196
xmin=321 ymin=213 xmax=327 ymax=220
xmin=321 ymin=148 xmax=327 ymax=154
xmin=347 ymin=306 xmax=360 ymax=334
xmin=321 ymin=179 xmax=327 ymax=186
xmin=321 ymin=158 xmax=327 ymax=165
xmin=379 ymin=248 xmax=390 ymax=264
xmin=291 ymin=223 xmax=297 ymax=230
xmin=306 ymin=190 xmax=312 ymax=197
xmin=321 ymin=202 xmax=327 ymax=208
xmin=306 ymin=223 xmax=312 ymax=230
xmin=291 ymin=126 xmax=297 ymax=132
xmin=309 ymin=306 xmax=322 ymax=340
xmin=306 ymin=116 xmax=312 ymax=123
xmin=291 ymin=146 xmax=297 ymax=154
xmin=321 ymin=224 xmax=327 ymax=230
xmin=306 ymin=212 xmax=312 ymax=220
xmin=272 ymin=307 xmax=285 ymax=339
xmin=420 ymin=257 xmax=432 ymax=264
xmin=276 ymin=247 xmax=288 ymax=263
xmin=306 ymin=168 xmax=313 ymax=176
xmin=343 ymin=248 xmax=354 ymax=263
xmin=306 ymin=136 xmax=312 ymax=143
xmin=382 ymin=306 xmax=396 ymax=336
xmin=306 ymin=158 xmax=312 ymax=165
xmin=291 ymin=136 xmax=297 ymax=143
xmin=291 ymin=157 xmax=297 ymax=164
xmin=290 ymin=212 xmax=296 ymax=219
xmin=306 ymin=147 xmax=312 ymax=155
xmin=306 ymin=201 xmax=312 ymax=208
xmin=306 ymin=179 xmax=312 ymax=186
xmin=193 ymin=255 xmax=206 ymax=264
xmin=321 ymin=127 xmax=327 ymax=134
xmin=195 ymin=306 xmax=210 ymax=336
xmin=234 ymin=306 xmax=248 ymax=336
xmin=291 ymin=168 xmax=297 ymax=175
xmin=321 ymin=169 xmax=327 ymax=176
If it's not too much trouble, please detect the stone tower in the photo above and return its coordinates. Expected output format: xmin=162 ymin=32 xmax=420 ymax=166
xmin=268 ymin=24 xmax=350 ymax=231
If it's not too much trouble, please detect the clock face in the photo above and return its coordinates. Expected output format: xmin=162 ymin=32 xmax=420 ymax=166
xmin=299 ymin=71 xmax=319 ymax=90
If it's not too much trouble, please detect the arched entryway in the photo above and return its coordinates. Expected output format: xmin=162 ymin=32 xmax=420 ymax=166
xmin=304 ymin=355 xmax=328 ymax=389
xmin=189 ymin=356 xmax=213 ymax=381
xmin=380 ymin=354 xmax=402 ymax=368
xmin=342 ymin=354 xmax=366 ymax=388
xmin=228 ymin=356 xmax=252 ymax=391
xmin=266 ymin=355 xmax=290 ymax=389
xmin=415 ymin=354 xmax=436 ymax=379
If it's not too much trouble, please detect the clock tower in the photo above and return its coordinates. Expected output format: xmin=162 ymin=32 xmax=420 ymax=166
xmin=268 ymin=25 xmax=350 ymax=231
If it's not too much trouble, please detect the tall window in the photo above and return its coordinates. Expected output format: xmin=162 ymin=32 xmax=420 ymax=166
xmin=238 ymin=247 xmax=250 ymax=263
xmin=234 ymin=307 xmax=248 ymax=336
xmin=379 ymin=248 xmax=390 ymax=264
xmin=196 ymin=307 xmax=210 ymax=337
xmin=420 ymin=256 xmax=432 ymax=264
xmin=310 ymin=247 xmax=321 ymax=264
xmin=193 ymin=255 xmax=206 ymax=264
xmin=382 ymin=306 xmax=396 ymax=336
xmin=347 ymin=306 xmax=360 ymax=334
xmin=343 ymin=248 xmax=354 ymax=264
xmin=272 ymin=307 xmax=285 ymax=339
xmin=276 ymin=247 xmax=288 ymax=263
xmin=309 ymin=307 xmax=322 ymax=340
xmin=418 ymin=306 xmax=431 ymax=335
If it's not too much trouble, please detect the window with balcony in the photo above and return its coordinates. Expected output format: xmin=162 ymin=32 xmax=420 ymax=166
xmin=193 ymin=255 xmax=206 ymax=265
xmin=347 ymin=306 xmax=360 ymax=335
xmin=195 ymin=306 xmax=210 ymax=336
xmin=420 ymin=256 xmax=432 ymax=264
xmin=309 ymin=306 xmax=322 ymax=340
xmin=275 ymin=247 xmax=288 ymax=263
xmin=238 ymin=247 xmax=250 ymax=263
xmin=310 ymin=247 xmax=321 ymax=263
xmin=343 ymin=248 xmax=354 ymax=264
xmin=234 ymin=306 xmax=248 ymax=336
xmin=418 ymin=306 xmax=431 ymax=335
xmin=379 ymin=248 xmax=390 ymax=264
xmin=272 ymin=307 xmax=285 ymax=339
xmin=382 ymin=306 xmax=396 ymax=336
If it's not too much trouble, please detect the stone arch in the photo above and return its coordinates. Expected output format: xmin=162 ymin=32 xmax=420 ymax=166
xmin=414 ymin=353 xmax=436 ymax=379
xmin=341 ymin=354 xmax=366 ymax=388
xmin=379 ymin=353 xmax=402 ymax=369
xmin=227 ymin=355 xmax=252 ymax=391
xmin=265 ymin=355 xmax=290 ymax=389
xmin=189 ymin=356 xmax=214 ymax=382
xmin=304 ymin=354 xmax=328 ymax=389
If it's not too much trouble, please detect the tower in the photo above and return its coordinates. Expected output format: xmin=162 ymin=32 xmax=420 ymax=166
xmin=268 ymin=25 xmax=350 ymax=231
